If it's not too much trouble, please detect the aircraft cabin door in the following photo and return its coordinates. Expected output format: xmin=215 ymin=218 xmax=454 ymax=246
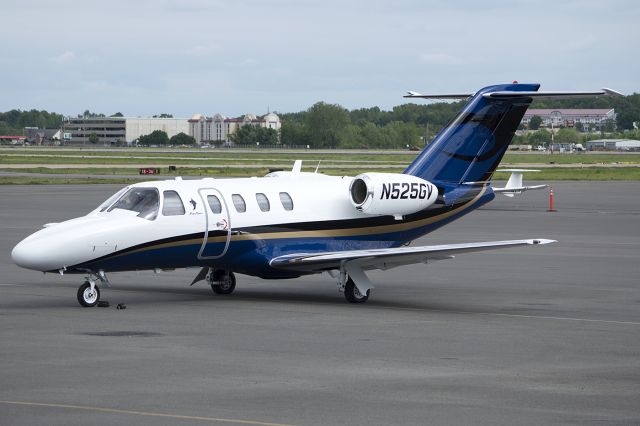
xmin=198 ymin=188 xmax=231 ymax=259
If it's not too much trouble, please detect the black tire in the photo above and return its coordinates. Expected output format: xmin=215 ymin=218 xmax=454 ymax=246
xmin=344 ymin=277 xmax=369 ymax=303
xmin=77 ymin=281 xmax=100 ymax=307
xmin=211 ymin=271 xmax=236 ymax=295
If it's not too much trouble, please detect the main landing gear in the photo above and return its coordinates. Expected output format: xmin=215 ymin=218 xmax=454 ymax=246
xmin=76 ymin=270 xmax=110 ymax=307
xmin=344 ymin=277 xmax=369 ymax=303
xmin=207 ymin=269 xmax=236 ymax=295
xmin=333 ymin=266 xmax=373 ymax=304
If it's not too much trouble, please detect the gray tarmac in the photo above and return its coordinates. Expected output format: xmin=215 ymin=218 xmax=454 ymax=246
xmin=1 ymin=182 xmax=639 ymax=425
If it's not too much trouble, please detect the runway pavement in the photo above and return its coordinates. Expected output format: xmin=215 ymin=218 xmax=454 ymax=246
xmin=1 ymin=182 xmax=639 ymax=425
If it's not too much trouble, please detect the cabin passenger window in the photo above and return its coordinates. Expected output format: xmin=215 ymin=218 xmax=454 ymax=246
xmin=162 ymin=190 xmax=185 ymax=216
xmin=232 ymin=194 xmax=246 ymax=213
xmin=108 ymin=188 xmax=159 ymax=220
xmin=207 ymin=195 xmax=222 ymax=214
xmin=256 ymin=193 xmax=270 ymax=212
xmin=279 ymin=192 xmax=294 ymax=211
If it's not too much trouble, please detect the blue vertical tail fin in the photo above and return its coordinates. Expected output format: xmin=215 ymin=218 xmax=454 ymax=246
xmin=404 ymin=83 xmax=539 ymax=187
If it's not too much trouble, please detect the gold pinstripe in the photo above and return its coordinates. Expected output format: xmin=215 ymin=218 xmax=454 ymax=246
xmin=105 ymin=186 xmax=487 ymax=259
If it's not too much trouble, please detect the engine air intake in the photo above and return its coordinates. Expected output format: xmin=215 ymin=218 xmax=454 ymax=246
xmin=349 ymin=172 xmax=437 ymax=217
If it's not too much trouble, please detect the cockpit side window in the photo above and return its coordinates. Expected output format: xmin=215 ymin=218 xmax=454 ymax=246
xmin=108 ymin=188 xmax=159 ymax=220
xmin=162 ymin=190 xmax=186 ymax=216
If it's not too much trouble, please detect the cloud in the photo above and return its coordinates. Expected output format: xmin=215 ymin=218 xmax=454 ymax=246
xmin=52 ymin=51 xmax=76 ymax=64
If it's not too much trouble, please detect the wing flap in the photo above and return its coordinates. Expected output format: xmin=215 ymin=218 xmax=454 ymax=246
xmin=270 ymin=239 xmax=556 ymax=272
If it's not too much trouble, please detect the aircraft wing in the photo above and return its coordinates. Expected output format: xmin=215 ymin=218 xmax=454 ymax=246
xmin=270 ymin=238 xmax=555 ymax=273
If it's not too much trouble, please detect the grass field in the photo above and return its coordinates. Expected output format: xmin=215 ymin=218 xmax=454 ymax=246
xmin=2 ymin=147 xmax=640 ymax=165
xmin=1 ymin=147 xmax=639 ymax=183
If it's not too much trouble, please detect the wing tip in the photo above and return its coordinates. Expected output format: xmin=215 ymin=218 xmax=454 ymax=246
xmin=531 ymin=239 xmax=557 ymax=245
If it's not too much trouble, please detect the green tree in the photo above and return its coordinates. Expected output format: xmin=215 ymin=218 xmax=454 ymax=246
xmin=388 ymin=121 xmax=421 ymax=148
xmin=110 ymin=112 xmax=124 ymax=117
xmin=231 ymin=125 xmax=259 ymax=145
xmin=81 ymin=110 xmax=105 ymax=118
xmin=258 ymin=127 xmax=279 ymax=145
xmin=170 ymin=132 xmax=196 ymax=145
xmin=338 ymin=124 xmax=365 ymax=148
xmin=232 ymin=126 xmax=280 ymax=145
xmin=555 ymin=128 xmax=581 ymax=144
xmin=528 ymin=129 xmax=552 ymax=146
xmin=529 ymin=115 xmax=542 ymax=130
xmin=138 ymin=130 xmax=169 ymax=146
xmin=359 ymin=122 xmax=385 ymax=148
xmin=602 ymin=119 xmax=615 ymax=133
xmin=88 ymin=132 xmax=99 ymax=144
xmin=280 ymin=122 xmax=309 ymax=146
xmin=305 ymin=102 xmax=350 ymax=148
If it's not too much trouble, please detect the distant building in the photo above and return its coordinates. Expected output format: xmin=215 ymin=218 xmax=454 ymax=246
xmin=586 ymin=139 xmax=640 ymax=151
xmin=0 ymin=135 xmax=27 ymax=145
xmin=24 ymin=128 xmax=61 ymax=145
xmin=188 ymin=114 xmax=211 ymax=145
xmin=522 ymin=109 xmax=616 ymax=129
xmin=189 ymin=112 xmax=281 ymax=144
xmin=62 ymin=117 xmax=190 ymax=145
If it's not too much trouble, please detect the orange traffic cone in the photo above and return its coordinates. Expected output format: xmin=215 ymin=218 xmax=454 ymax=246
xmin=547 ymin=187 xmax=557 ymax=212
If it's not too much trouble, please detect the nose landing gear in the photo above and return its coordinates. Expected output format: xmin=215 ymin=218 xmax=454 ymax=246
xmin=76 ymin=270 xmax=110 ymax=307
xmin=77 ymin=280 xmax=100 ymax=307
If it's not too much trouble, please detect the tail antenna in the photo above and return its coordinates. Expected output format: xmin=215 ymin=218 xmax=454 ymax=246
xmin=315 ymin=160 xmax=322 ymax=173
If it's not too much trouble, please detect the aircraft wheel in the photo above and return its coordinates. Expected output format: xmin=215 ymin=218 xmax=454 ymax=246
xmin=344 ymin=277 xmax=369 ymax=303
xmin=211 ymin=271 xmax=236 ymax=295
xmin=77 ymin=281 xmax=100 ymax=307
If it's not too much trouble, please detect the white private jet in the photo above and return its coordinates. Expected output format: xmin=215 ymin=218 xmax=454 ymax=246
xmin=12 ymin=83 xmax=620 ymax=306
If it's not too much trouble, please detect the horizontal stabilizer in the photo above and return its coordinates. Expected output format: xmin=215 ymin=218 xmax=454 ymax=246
xmin=270 ymin=239 xmax=556 ymax=273
xmin=405 ymin=87 xmax=622 ymax=101
xmin=494 ymin=169 xmax=547 ymax=197
xmin=494 ymin=185 xmax=548 ymax=197
xmin=404 ymin=91 xmax=473 ymax=100
xmin=483 ymin=88 xmax=622 ymax=99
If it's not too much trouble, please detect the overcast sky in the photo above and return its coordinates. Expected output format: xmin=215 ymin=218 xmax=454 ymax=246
xmin=1 ymin=0 xmax=638 ymax=118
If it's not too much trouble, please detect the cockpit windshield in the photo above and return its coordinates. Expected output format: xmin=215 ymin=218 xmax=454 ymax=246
xmin=98 ymin=187 xmax=129 ymax=212
xmin=107 ymin=188 xmax=159 ymax=220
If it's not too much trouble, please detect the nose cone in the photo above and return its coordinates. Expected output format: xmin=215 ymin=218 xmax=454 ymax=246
xmin=12 ymin=236 xmax=57 ymax=271
xmin=12 ymin=239 xmax=32 ymax=270
xmin=12 ymin=215 xmax=129 ymax=272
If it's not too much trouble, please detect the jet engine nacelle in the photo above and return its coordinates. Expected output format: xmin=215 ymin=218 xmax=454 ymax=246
xmin=349 ymin=172 xmax=437 ymax=218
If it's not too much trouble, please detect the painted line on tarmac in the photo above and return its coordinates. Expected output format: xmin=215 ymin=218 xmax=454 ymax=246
xmin=212 ymin=295 xmax=640 ymax=326
xmin=470 ymin=311 xmax=640 ymax=326
xmin=0 ymin=400 xmax=295 ymax=426
xmin=384 ymin=306 xmax=640 ymax=326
